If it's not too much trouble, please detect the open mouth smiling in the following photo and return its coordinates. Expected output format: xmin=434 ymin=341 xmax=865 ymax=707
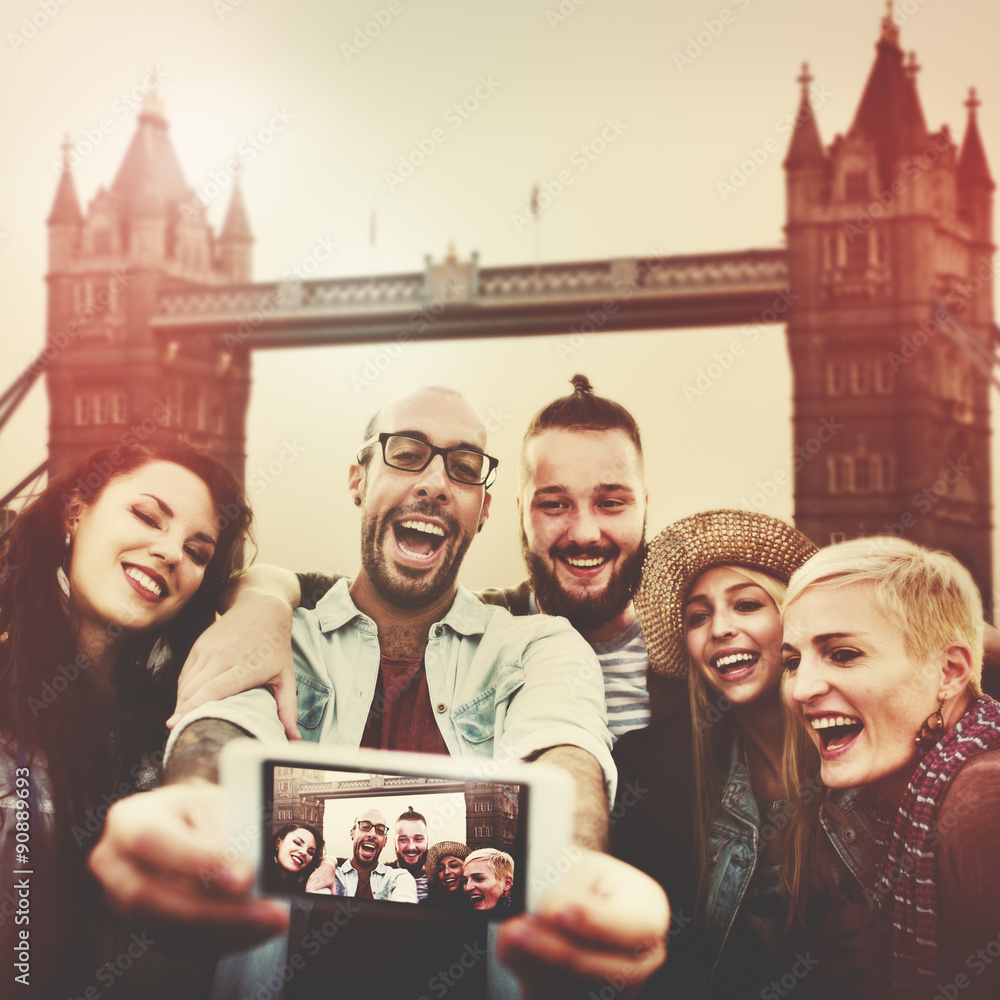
xmin=123 ymin=564 xmax=166 ymax=599
xmin=809 ymin=713 xmax=864 ymax=753
xmin=357 ymin=840 xmax=379 ymax=861
xmin=710 ymin=650 xmax=760 ymax=677
xmin=442 ymin=874 xmax=460 ymax=890
xmin=290 ymin=852 xmax=309 ymax=869
xmin=467 ymin=889 xmax=485 ymax=905
xmin=555 ymin=547 xmax=615 ymax=574
xmin=393 ymin=519 xmax=446 ymax=559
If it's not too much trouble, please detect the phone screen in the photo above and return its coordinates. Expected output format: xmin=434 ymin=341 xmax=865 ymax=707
xmin=262 ymin=761 xmax=527 ymax=918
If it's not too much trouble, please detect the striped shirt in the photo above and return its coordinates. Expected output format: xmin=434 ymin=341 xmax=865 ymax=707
xmin=528 ymin=592 xmax=651 ymax=741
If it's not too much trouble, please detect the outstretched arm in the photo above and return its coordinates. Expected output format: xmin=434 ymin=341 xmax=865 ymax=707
xmin=533 ymin=745 xmax=608 ymax=851
xmin=170 ymin=565 xmax=303 ymax=737
xmin=89 ymin=718 xmax=288 ymax=952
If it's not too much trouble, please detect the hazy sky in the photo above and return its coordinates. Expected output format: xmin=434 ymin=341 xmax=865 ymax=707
xmin=1 ymin=0 xmax=997 ymax=591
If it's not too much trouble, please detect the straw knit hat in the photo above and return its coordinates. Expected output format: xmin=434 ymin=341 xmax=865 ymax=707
xmin=424 ymin=840 xmax=471 ymax=888
xmin=635 ymin=509 xmax=818 ymax=679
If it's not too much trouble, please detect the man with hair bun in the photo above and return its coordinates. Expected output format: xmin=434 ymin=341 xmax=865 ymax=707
xmin=388 ymin=804 xmax=429 ymax=900
xmin=479 ymin=373 xmax=651 ymax=738
xmin=189 ymin=375 xmax=653 ymax=738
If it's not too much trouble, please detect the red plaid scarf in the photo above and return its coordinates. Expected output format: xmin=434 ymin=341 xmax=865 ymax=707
xmin=871 ymin=696 xmax=1000 ymax=997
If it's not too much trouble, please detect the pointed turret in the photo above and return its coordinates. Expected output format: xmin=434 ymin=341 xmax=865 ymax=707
xmin=47 ymin=137 xmax=83 ymax=273
xmin=849 ymin=3 xmax=929 ymax=185
xmin=957 ymin=88 xmax=994 ymax=245
xmin=110 ymin=88 xmax=188 ymax=220
xmin=220 ymin=174 xmax=253 ymax=243
xmin=958 ymin=88 xmax=995 ymax=190
xmin=784 ymin=63 xmax=827 ymax=170
xmin=47 ymin=136 xmax=84 ymax=227
xmin=217 ymin=170 xmax=253 ymax=282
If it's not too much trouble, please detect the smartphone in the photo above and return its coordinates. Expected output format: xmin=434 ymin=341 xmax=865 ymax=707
xmin=220 ymin=740 xmax=576 ymax=920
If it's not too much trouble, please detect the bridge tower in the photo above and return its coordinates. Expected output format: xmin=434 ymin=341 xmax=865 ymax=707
xmin=784 ymin=9 xmax=995 ymax=602
xmin=44 ymin=91 xmax=253 ymax=484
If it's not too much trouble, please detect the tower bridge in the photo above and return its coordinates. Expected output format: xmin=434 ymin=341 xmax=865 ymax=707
xmin=1 ymin=10 xmax=996 ymax=599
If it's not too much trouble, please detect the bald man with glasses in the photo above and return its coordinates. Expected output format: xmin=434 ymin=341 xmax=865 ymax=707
xmin=90 ymin=386 xmax=668 ymax=1000
xmin=306 ymin=808 xmax=417 ymax=902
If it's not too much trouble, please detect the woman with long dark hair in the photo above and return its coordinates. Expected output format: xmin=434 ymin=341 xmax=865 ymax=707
xmin=271 ymin=823 xmax=324 ymax=891
xmin=0 ymin=444 xmax=253 ymax=997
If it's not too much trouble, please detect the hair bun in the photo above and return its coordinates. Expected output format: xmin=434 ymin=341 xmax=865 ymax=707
xmin=570 ymin=374 xmax=594 ymax=394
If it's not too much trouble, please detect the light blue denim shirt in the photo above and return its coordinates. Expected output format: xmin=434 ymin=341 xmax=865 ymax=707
xmin=167 ymin=580 xmax=616 ymax=800
xmin=335 ymin=859 xmax=417 ymax=902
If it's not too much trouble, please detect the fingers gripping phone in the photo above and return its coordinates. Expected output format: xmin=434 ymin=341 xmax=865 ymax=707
xmin=221 ymin=741 xmax=576 ymax=920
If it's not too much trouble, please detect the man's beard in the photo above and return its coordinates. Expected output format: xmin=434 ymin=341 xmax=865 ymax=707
xmin=522 ymin=529 xmax=646 ymax=633
xmin=397 ymin=850 xmax=427 ymax=876
xmin=353 ymin=840 xmax=382 ymax=870
xmin=360 ymin=500 xmax=472 ymax=608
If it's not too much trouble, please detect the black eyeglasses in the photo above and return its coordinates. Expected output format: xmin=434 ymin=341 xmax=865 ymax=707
xmin=358 ymin=433 xmax=499 ymax=487
xmin=355 ymin=820 xmax=389 ymax=836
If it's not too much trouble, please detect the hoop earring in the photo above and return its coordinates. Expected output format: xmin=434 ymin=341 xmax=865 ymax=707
xmin=915 ymin=696 xmax=946 ymax=757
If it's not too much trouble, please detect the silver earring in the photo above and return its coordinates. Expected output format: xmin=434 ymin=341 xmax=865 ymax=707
xmin=65 ymin=531 xmax=71 ymax=548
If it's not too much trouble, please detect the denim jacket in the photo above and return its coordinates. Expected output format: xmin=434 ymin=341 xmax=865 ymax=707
xmin=167 ymin=580 xmax=616 ymax=798
xmin=702 ymin=739 xmax=761 ymax=985
xmin=702 ymin=742 xmax=879 ymax=995
xmin=821 ymin=785 xmax=881 ymax=893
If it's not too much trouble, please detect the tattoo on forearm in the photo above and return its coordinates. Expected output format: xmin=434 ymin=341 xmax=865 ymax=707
xmin=165 ymin=719 xmax=251 ymax=784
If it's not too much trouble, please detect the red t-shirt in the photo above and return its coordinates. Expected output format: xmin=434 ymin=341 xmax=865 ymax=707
xmin=360 ymin=654 xmax=449 ymax=755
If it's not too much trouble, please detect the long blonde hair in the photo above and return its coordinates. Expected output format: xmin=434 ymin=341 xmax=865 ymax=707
xmin=687 ymin=565 xmax=787 ymax=900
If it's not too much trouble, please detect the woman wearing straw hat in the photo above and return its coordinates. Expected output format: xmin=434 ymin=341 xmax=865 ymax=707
xmin=424 ymin=840 xmax=472 ymax=910
xmin=631 ymin=509 xmax=872 ymax=998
